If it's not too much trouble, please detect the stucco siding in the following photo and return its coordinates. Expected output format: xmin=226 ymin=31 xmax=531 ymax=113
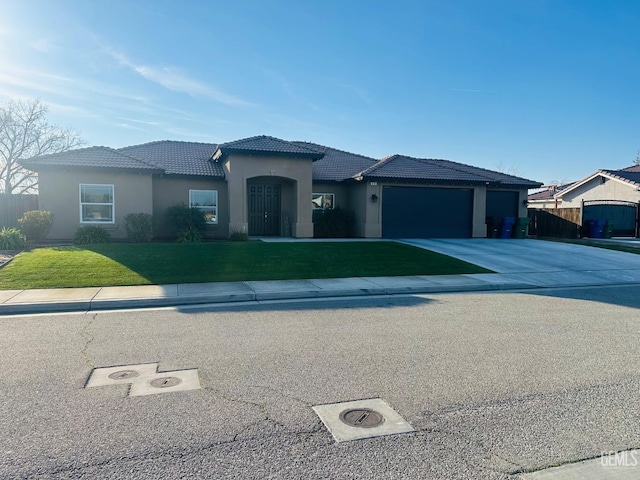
xmin=561 ymin=177 xmax=640 ymax=207
xmin=529 ymin=200 xmax=561 ymax=209
xmin=38 ymin=168 xmax=153 ymax=240
xmin=152 ymin=176 xmax=229 ymax=239
xmin=224 ymin=153 xmax=314 ymax=237
xmin=347 ymin=183 xmax=368 ymax=237
xmin=311 ymin=182 xmax=349 ymax=209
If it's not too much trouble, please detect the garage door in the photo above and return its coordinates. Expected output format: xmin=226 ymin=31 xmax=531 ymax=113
xmin=382 ymin=186 xmax=473 ymax=238
xmin=486 ymin=190 xmax=519 ymax=220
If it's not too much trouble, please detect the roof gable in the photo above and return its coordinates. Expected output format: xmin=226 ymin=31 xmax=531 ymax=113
xmin=557 ymin=169 xmax=640 ymax=199
xmin=215 ymin=135 xmax=324 ymax=160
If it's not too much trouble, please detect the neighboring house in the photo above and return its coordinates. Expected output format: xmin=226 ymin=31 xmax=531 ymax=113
xmin=528 ymin=166 xmax=640 ymax=236
xmin=20 ymin=135 xmax=541 ymax=240
xmin=527 ymin=184 xmax=573 ymax=209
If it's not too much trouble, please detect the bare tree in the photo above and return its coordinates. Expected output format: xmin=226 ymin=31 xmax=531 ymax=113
xmin=0 ymin=99 xmax=84 ymax=194
xmin=634 ymin=150 xmax=640 ymax=166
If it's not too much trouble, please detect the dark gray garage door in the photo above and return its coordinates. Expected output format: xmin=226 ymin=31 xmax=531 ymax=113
xmin=486 ymin=190 xmax=519 ymax=220
xmin=382 ymin=186 xmax=473 ymax=238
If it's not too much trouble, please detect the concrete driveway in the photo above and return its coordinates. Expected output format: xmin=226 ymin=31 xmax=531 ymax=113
xmin=401 ymin=238 xmax=640 ymax=287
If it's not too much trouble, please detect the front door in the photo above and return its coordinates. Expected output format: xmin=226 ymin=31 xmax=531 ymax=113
xmin=248 ymin=184 xmax=281 ymax=235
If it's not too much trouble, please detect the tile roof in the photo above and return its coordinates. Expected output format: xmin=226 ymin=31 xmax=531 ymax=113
xmin=217 ymin=135 xmax=324 ymax=159
xmin=356 ymin=154 xmax=541 ymax=187
xmin=619 ymin=165 xmax=640 ymax=172
xmin=19 ymin=146 xmax=162 ymax=172
xmin=20 ymin=136 xmax=542 ymax=188
xmin=601 ymin=169 xmax=640 ymax=187
xmin=118 ymin=140 xmax=222 ymax=177
xmin=291 ymin=141 xmax=378 ymax=181
xmin=527 ymin=183 xmax=573 ymax=201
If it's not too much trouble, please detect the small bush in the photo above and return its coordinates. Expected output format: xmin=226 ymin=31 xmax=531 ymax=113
xmin=165 ymin=204 xmax=207 ymax=242
xmin=124 ymin=213 xmax=153 ymax=242
xmin=176 ymin=227 xmax=203 ymax=243
xmin=229 ymin=228 xmax=248 ymax=241
xmin=74 ymin=226 xmax=111 ymax=245
xmin=0 ymin=227 xmax=26 ymax=250
xmin=18 ymin=210 xmax=53 ymax=242
xmin=313 ymin=207 xmax=356 ymax=238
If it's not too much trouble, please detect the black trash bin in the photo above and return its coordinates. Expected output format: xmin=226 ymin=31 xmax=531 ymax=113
xmin=486 ymin=217 xmax=500 ymax=238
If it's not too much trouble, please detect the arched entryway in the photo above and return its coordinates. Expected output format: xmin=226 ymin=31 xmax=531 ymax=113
xmin=247 ymin=177 xmax=296 ymax=236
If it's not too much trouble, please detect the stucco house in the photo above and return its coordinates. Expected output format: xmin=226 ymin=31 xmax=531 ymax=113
xmin=20 ymin=135 xmax=541 ymax=240
xmin=528 ymin=166 xmax=640 ymax=237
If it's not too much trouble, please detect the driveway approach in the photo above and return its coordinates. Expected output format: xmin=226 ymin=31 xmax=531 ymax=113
xmin=401 ymin=238 xmax=640 ymax=287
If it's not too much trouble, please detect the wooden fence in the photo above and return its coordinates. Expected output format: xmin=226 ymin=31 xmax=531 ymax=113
xmin=527 ymin=208 xmax=581 ymax=238
xmin=0 ymin=194 xmax=39 ymax=229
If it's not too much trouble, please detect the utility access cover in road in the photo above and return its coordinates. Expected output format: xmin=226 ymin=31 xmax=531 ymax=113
xmin=313 ymin=398 xmax=415 ymax=443
xmin=85 ymin=362 xmax=201 ymax=397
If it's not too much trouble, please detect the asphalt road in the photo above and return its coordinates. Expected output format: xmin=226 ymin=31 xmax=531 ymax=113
xmin=1 ymin=286 xmax=640 ymax=479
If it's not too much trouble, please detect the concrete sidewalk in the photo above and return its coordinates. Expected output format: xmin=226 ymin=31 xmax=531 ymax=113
xmin=1 ymin=268 xmax=640 ymax=315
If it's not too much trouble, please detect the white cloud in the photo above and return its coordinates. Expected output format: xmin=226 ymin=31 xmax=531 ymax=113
xmin=105 ymin=47 xmax=254 ymax=107
xmin=0 ymin=65 xmax=151 ymax=104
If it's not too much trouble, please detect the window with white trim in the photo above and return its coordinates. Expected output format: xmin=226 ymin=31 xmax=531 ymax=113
xmin=80 ymin=184 xmax=114 ymax=223
xmin=189 ymin=189 xmax=218 ymax=224
xmin=312 ymin=193 xmax=334 ymax=210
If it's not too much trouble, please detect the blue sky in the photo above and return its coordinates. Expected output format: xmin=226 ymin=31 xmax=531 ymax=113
xmin=1 ymin=0 xmax=639 ymax=185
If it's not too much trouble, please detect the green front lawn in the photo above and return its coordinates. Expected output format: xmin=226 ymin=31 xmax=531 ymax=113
xmin=0 ymin=241 xmax=493 ymax=289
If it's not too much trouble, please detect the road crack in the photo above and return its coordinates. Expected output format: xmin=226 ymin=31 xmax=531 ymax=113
xmin=201 ymin=385 xmax=323 ymax=442
xmin=80 ymin=313 xmax=98 ymax=369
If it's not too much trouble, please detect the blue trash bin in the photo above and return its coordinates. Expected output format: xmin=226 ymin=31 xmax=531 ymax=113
xmin=500 ymin=217 xmax=516 ymax=238
xmin=588 ymin=219 xmax=605 ymax=238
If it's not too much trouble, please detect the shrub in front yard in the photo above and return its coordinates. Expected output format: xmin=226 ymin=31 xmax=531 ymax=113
xmin=74 ymin=225 xmax=111 ymax=245
xmin=0 ymin=227 xmax=26 ymax=250
xmin=165 ymin=204 xmax=207 ymax=242
xmin=229 ymin=228 xmax=248 ymax=241
xmin=313 ymin=207 xmax=356 ymax=238
xmin=18 ymin=210 xmax=53 ymax=242
xmin=124 ymin=212 xmax=153 ymax=242
xmin=176 ymin=227 xmax=203 ymax=243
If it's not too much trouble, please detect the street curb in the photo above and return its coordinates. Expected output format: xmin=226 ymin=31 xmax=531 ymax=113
xmin=2 ymin=279 xmax=639 ymax=316
xmin=0 ymin=281 xmax=539 ymax=315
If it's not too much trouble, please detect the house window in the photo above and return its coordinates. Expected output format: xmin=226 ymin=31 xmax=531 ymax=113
xmin=80 ymin=184 xmax=114 ymax=223
xmin=189 ymin=189 xmax=218 ymax=224
xmin=312 ymin=193 xmax=334 ymax=210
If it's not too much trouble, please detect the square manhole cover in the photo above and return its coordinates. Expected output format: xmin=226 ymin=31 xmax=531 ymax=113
xmin=312 ymin=398 xmax=415 ymax=443
xmin=86 ymin=363 xmax=201 ymax=397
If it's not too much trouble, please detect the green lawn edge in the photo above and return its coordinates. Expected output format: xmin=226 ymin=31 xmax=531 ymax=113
xmin=0 ymin=241 xmax=493 ymax=290
xmin=537 ymin=237 xmax=640 ymax=255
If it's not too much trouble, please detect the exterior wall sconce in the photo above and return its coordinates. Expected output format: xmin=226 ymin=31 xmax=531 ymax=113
xmin=371 ymin=194 xmax=378 ymax=202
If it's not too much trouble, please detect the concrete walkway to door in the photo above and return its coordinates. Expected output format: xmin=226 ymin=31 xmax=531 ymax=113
xmin=400 ymin=238 xmax=640 ymax=287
